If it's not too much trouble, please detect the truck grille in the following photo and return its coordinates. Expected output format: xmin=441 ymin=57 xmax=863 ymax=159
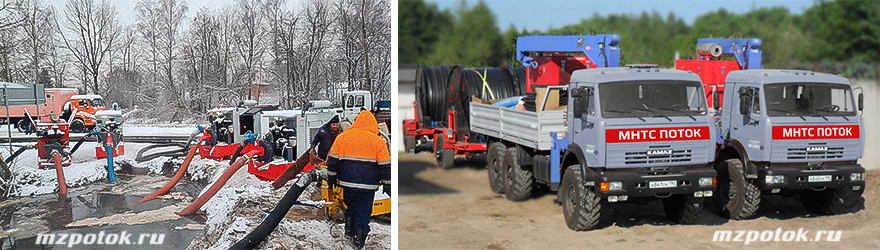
xmin=786 ymin=147 xmax=844 ymax=160
xmin=624 ymin=150 xmax=692 ymax=165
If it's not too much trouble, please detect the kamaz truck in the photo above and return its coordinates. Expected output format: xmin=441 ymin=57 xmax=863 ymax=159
xmin=677 ymin=38 xmax=866 ymax=219
xmin=472 ymin=36 xmax=717 ymax=231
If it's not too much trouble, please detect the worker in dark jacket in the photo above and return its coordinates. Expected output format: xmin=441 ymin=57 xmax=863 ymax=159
xmin=311 ymin=115 xmax=340 ymax=160
xmin=326 ymin=110 xmax=391 ymax=249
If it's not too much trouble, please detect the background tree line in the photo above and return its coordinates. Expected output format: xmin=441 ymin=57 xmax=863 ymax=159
xmin=0 ymin=0 xmax=390 ymax=122
xmin=399 ymin=0 xmax=880 ymax=80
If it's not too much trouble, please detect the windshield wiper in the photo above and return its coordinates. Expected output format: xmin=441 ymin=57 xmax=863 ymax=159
xmin=658 ymin=108 xmax=696 ymax=121
xmin=633 ymin=108 xmax=672 ymax=121
xmin=811 ymin=112 xmax=829 ymax=121
xmin=816 ymin=110 xmax=849 ymax=121
xmin=605 ymin=109 xmax=646 ymax=122
xmin=769 ymin=109 xmax=806 ymax=121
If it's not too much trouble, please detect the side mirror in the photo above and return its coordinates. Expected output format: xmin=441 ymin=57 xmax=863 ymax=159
xmin=570 ymin=88 xmax=582 ymax=98
xmin=712 ymin=91 xmax=720 ymax=109
xmin=858 ymin=93 xmax=864 ymax=111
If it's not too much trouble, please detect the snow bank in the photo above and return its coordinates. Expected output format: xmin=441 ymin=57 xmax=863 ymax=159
xmin=10 ymin=157 xmax=110 ymax=197
xmin=190 ymin=165 xmax=391 ymax=250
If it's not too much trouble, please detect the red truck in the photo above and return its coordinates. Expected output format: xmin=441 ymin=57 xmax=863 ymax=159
xmin=0 ymin=89 xmax=106 ymax=133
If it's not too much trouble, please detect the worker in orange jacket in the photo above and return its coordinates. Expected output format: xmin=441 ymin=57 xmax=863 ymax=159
xmin=326 ymin=110 xmax=391 ymax=249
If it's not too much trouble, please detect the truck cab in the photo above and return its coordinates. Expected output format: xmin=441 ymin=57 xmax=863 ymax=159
xmin=63 ymin=94 xmax=106 ymax=133
xmin=341 ymin=90 xmax=372 ymax=121
xmin=714 ymin=69 xmax=865 ymax=218
xmin=556 ymin=66 xmax=717 ymax=230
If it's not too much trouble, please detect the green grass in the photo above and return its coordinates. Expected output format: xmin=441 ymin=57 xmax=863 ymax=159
xmin=487 ymin=213 xmax=507 ymax=218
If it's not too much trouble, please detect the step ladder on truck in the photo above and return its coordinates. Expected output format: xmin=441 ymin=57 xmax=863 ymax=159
xmin=471 ymin=35 xmax=717 ymax=231
xmin=676 ymin=38 xmax=866 ymax=219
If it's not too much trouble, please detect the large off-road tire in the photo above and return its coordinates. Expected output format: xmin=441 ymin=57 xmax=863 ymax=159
xmin=559 ymin=165 xmax=600 ymax=231
xmin=70 ymin=119 xmax=86 ymax=133
xmin=502 ymin=147 xmax=533 ymax=201
xmin=714 ymin=158 xmax=760 ymax=220
xmin=404 ymin=136 xmax=416 ymax=154
xmin=486 ymin=142 xmax=506 ymax=194
xmin=433 ymin=136 xmax=454 ymax=169
xmin=663 ymin=194 xmax=702 ymax=224
xmin=800 ymin=185 xmax=863 ymax=215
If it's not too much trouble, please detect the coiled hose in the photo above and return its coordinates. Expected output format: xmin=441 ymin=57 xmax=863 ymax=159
xmin=135 ymin=143 xmax=190 ymax=162
xmin=446 ymin=66 xmax=526 ymax=140
xmin=415 ymin=65 xmax=455 ymax=127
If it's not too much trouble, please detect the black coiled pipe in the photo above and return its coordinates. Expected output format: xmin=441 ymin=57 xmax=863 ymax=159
xmin=415 ymin=65 xmax=455 ymax=127
xmin=446 ymin=66 xmax=526 ymax=140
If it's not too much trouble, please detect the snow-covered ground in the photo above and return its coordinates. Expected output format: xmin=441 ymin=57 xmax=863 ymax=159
xmin=187 ymin=163 xmax=391 ymax=250
xmin=2 ymin=133 xmax=390 ymax=249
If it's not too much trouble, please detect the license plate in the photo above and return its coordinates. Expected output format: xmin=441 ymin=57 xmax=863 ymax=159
xmin=808 ymin=175 xmax=832 ymax=182
xmin=649 ymin=180 xmax=677 ymax=189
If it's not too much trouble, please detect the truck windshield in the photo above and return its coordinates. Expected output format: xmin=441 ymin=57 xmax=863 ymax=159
xmin=599 ymin=81 xmax=707 ymax=118
xmin=90 ymin=98 xmax=105 ymax=107
xmin=764 ymin=83 xmax=857 ymax=117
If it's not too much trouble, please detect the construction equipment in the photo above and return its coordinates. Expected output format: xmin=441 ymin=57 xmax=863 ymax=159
xmin=94 ymin=106 xmax=138 ymax=159
xmin=62 ymin=94 xmax=107 ymax=133
xmin=0 ymin=86 xmax=71 ymax=132
xmin=468 ymin=35 xmax=717 ymax=231
xmin=404 ymin=35 xmax=621 ymax=169
xmin=35 ymin=114 xmax=72 ymax=169
xmin=199 ymin=101 xmax=273 ymax=161
xmin=676 ymin=38 xmax=866 ymax=219
xmin=320 ymin=179 xmax=391 ymax=218
xmin=247 ymin=91 xmax=381 ymax=180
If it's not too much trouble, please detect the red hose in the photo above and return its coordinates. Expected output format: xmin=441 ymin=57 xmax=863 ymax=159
xmin=135 ymin=135 xmax=210 ymax=204
xmin=54 ymin=153 xmax=67 ymax=195
xmin=178 ymin=149 xmax=262 ymax=215
xmin=134 ymin=145 xmax=200 ymax=204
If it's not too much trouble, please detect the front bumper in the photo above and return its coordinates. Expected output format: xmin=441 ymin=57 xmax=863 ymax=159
xmin=591 ymin=166 xmax=716 ymax=199
xmin=755 ymin=163 xmax=866 ymax=191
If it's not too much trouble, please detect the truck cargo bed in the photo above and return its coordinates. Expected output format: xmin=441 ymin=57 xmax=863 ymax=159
xmin=469 ymin=102 xmax=566 ymax=151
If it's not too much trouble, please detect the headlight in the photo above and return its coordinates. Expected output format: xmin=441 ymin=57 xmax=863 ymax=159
xmin=609 ymin=182 xmax=622 ymax=191
xmin=850 ymin=173 xmax=862 ymax=181
xmin=765 ymin=175 xmax=785 ymax=184
xmin=699 ymin=177 xmax=714 ymax=186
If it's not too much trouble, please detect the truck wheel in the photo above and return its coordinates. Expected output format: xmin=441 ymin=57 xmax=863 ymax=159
xmin=663 ymin=194 xmax=702 ymax=224
xmin=433 ymin=136 xmax=454 ymax=169
xmin=559 ymin=165 xmax=600 ymax=231
xmin=70 ymin=119 xmax=86 ymax=133
xmin=502 ymin=147 xmax=533 ymax=201
xmin=486 ymin=142 xmax=506 ymax=194
xmin=800 ymin=186 xmax=862 ymax=215
xmin=404 ymin=136 xmax=416 ymax=154
xmin=714 ymin=158 xmax=760 ymax=220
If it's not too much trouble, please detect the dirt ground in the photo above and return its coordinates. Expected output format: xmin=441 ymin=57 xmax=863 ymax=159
xmin=399 ymin=152 xmax=880 ymax=249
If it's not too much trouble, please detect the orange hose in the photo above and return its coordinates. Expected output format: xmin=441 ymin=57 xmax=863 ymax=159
xmin=134 ymin=145 xmax=199 ymax=204
xmin=54 ymin=153 xmax=67 ymax=195
xmin=178 ymin=149 xmax=260 ymax=215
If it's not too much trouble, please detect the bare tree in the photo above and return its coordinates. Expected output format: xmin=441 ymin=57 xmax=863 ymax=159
xmin=232 ymin=0 xmax=265 ymax=101
xmin=20 ymin=0 xmax=54 ymax=86
xmin=299 ymin=0 xmax=331 ymax=107
xmin=59 ymin=0 xmax=118 ymax=94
